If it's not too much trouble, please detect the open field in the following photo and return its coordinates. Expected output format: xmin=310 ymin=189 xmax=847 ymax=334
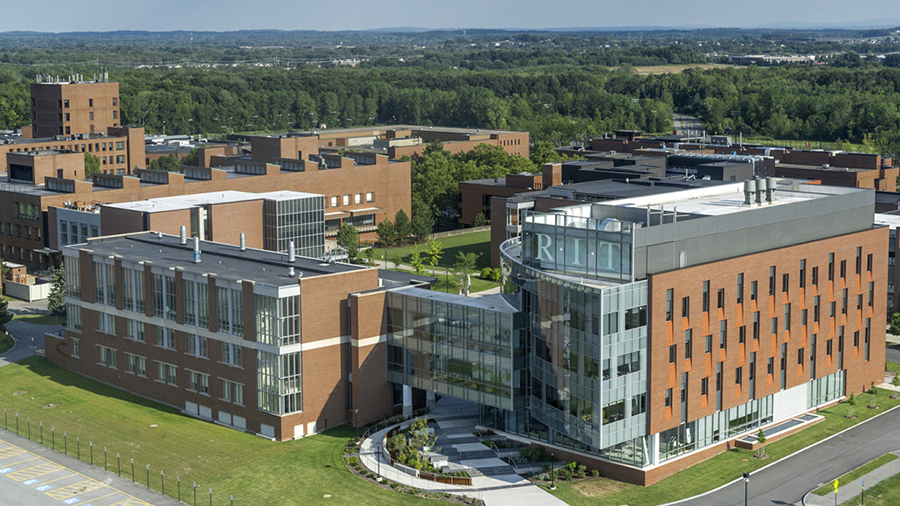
xmin=630 ymin=63 xmax=732 ymax=75
xmin=0 ymin=358 xmax=424 ymax=506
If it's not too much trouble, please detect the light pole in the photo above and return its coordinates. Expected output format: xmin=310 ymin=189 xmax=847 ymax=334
xmin=743 ymin=471 xmax=750 ymax=506
xmin=549 ymin=452 xmax=556 ymax=490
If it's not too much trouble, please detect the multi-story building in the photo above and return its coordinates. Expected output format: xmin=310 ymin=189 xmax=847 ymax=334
xmin=29 ymin=77 xmax=121 ymax=138
xmin=47 ymin=232 xmax=432 ymax=440
xmin=388 ymin=178 xmax=886 ymax=485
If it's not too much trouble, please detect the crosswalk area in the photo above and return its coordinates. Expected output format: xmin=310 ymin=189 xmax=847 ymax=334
xmin=0 ymin=439 xmax=153 ymax=506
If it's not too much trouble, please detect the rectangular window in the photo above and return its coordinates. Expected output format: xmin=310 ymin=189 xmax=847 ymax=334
xmin=842 ymin=288 xmax=848 ymax=315
xmin=771 ymin=317 xmax=778 ymax=335
xmin=751 ymin=281 xmax=758 ymax=301
xmin=664 ymin=388 xmax=672 ymax=408
xmin=782 ymin=273 xmax=789 ymax=293
xmin=70 ymin=337 xmax=80 ymax=358
xmin=354 ymin=194 xmax=361 ymax=204
xmin=867 ymin=253 xmax=873 ymax=272
xmin=183 ymin=280 xmax=196 ymax=326
xmin=800 ymin=259 xmax=806 ymax=288
xmin=98 ymin=345 xmax=117 ymax=368
xmin=720 ymin=320 xmax=727 ymax=349
xmin=222 ymin=379 xmax=244 ymax=405
xmin=830 ymin=301 xmax=836 ymax=318
xmin=717 ymin=288 xmax=725 ymax=309
xmin=188 ymin=371 xmax=210 ymax=394
xmin=798 ymin=348 xmax=805 ymax=365
xmin=685 ymin=330 xmax=693 ymax=359
xmin=125 ymin=320 xmax=144 ymax=342
xmin=739 ymin=325 xmax=746 ymax=344
xmin=856 ymin=247 xmax=862 ymax=274
xmin=366 ymin=192 xmax=373 ymax=203
xmin=701 ymin=377 xmax=709 ymax=396
xmin=669 ymin=344 xmax=676 ymax=364
xmin=705 ymin=334 xmax=712 ymax=353
xmin=737 ymin=273 xmax=744 ymax=304
xmin=767 ymin=357 xmax=774 ymax=375
xmin=812 ymin=266 xmax=819 ymax=286
xmin=869 ymin=282 xmax=875 ymax=307
xmin=222 ymin=343 xmax=243 ymax=367
xmin=769 ymin=266 xmax=776 ymax=296
xmin=814 ymin=296 xmax=820 ymax=322
xmin=156 ymin=327 xmax=176 ymax=350
xmin=682 ymin=297 xmax=690 ymax=318
xmin=330 ymin=196 xmax=338 ymax=207
xmin=666 ymin=289 xmax=673 ymax=321
xmin=187 ymin=335 xmax=208 ymax=358
xmin=829 ymin=253 xmax=835 ymax=281
xmin=854 ymin=331 xmax=860 ymax=348
xmin=152 ymin=274 xmax=164 ymax=318
xmin=702 ymin=281 xmax=709 ymax=313
xmin=342 ymin=195 xmax=349 ymax=206
xmin=126 ymin=353 xmax=146 ymax=376
xmin=753 ymin=312 xmax=760 ymax=340
xmin=826 ymin=339 xmax=833 ymax=356
xmin=858 ymin=294 xmax=863 ymax=311
xmin=840 ymin=260 xmax=846 ymax=279
xmin=98 ymin=313 xmax=115 ymax=334
xmin=157 ymin=362 xmax=177 ymax=385
xmin=785 ymin=304 xmax=791 ymax=331
xmin=735 ymin=366 xmax=743 ymax=384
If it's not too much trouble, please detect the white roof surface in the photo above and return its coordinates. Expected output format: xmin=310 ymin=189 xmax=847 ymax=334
xmin=104 ymin=190 xmax=321 ymax=213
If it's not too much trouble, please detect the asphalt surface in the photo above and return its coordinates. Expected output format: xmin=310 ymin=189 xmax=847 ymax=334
xmin=680 ymin=405 xmax=900 ymax=506
xmin=674 ymin=113 xmax=704 ymax=136
xmin=886 ymin=342 xmax=900 ymax=364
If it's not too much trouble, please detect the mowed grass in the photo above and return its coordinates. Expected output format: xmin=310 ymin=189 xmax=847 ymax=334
xmin=545 ymin=389 xmax=900 ymax=506
xmin=885 ymin=360 xmax=900 ymax=374
xmin=373 ymin=230 xmax=492 ymax=272
xmin=843 ymin=466 xmax=900 ymax=505
xmin=13 ymin=313 xmax=66 ymax=326
xmin=813 ymin=453 xmax=898 ymax=495
xmin=0 ymin=332 xmax=12 ymax=354
xmin=0 ymin=357 xmax=424 ymax=506
xmin=630 ymin=63 xmax=732 ymax=75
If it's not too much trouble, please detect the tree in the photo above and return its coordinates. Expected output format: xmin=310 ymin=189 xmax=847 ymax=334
xmin=408 ymin=417 xmax=439 ymax=452
xmin=453 ymin=251 xmax=478 ymax=296
xmin=148 ymin=154 xmax=181 ymax=172
xmin=83 ymin=152 xmax=101 ymax=180
xmin=410 ymin=248 xmax=425 ymax=275
xmin=472 ymin=212 xmax=488 ymax=228
xmin=411 ymin=207 xmax=434 ymax=243
xmin=755 ymin=428 xmax=767 ymax=458
xmin=363 ymin=248 xmax=375 ymax=266
xmin=375 ymin=218 xmax=397 ymax=247
xmin=893 ymin=373 xmax=900 ymax=389
xmin=390 ymin=251 xmax=402 ymax=270
xmin=335 ymin=224 xmax=359 ymax=260
xmin=424 ymin=239 xmax=443 ymax=277
xmin=181 ymin=148 xmax=201 ymax=167
xmin=47 ymin=266 xmax=66 ymax=316
xmin=890 ymin=313 xmax=900 ymax=336
xmin=847 ymin=392 xmax=857 ymax=417
xmin=394 ymin=209 xmax=412 ymax=245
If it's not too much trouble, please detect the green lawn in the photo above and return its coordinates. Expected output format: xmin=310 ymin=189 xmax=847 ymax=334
xmin=0 ymin=358 xmax=424 ymax=506
xmin=886 ymin=361 xmax=900 ymax=374
xmin=842 ymin=466 xmax=900 ymax=505
xmin=545 ymin=389 xmax=900 ymax=506
xmin=0 ymin=332 xmax=12 ymax=354
xmin=373 ymin=230 xmax=492 ymax=272
xmin=813 ymin=453 xmax=898 ymax=495
xmin=13 ymin=313 xmax=65 ymax=326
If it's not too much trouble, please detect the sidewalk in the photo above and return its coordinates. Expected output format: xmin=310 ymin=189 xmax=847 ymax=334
xmin=804 ymin=451 xmax=900 ymax=505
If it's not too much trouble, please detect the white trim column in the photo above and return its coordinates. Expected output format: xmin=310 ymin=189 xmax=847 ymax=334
xmin=402 ymin=385 xmax=413 ymax=417
xmin=426 ymin=390 xmax=436 ymax=410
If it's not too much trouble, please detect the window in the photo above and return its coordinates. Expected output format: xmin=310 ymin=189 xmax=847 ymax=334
xmin=685 ymin=330 xmax=693 ymax=359
xmin=187 ymin=335 xmax=208 ymax=358
xmin=89 ymin=98 xmax=93 ymax=107
xmin=701 ymin=377 xmax=709 ymax=396
xmin=856 ymin=247 xmax=862 ymax=274
xmin=98 ymin=346 xmax=117 ymax=368
xmin=666 ymin=289 xmax=673 ymax=321
xmin=125 ymin=320 xmax=144 ymax=342
xmin=753 ymin=312 xmax=760 ymax=340
xmin=617 ymin=352 xmax=641 ymax=375
xmin=682 ymin=297 xmax=690 ymax=318
xmin=70 ymin=337 xmax=80 ymax=358
xmin=354 ymin=194 xmax=361 ymax=204
xmin=631 ymin=394 xmax=646 ymax=416
xmin=222 ymin=343 xmax=242 ymax=367
xmin=842 ymin=288 xmax=848 ymax=315
xmin=826 ymin=339 xmax=833 ymax=356
xmin=840 ymin=259 xmax=846 ymax=279
xmin=854 ymin=330 xmax=860 ymax=348
xmin=771 ymin=317 xmax=778 ymax=335
xmin=717 ymin=288 xmax=725 ymax=309
xmin=157 ymin=327 xmax=176 ymax=350
xmin=737 ymin=273 xmax=744 ymax=304
xmin=222 ymin=380 xmax=244 ymax=405
xmin=366 ymin=192 xmax=373 ymax=203
xmin=720 ymin=320 xmax=727 ymax=350
xmin=342 ymin=195 xmax=349 ymax=206
xmin=89 ymin=111 xmax=94 ymax=120
xmin=829 ymin=301 xmax=836 ymax=318
xmin=702 ymin=281 xmax=709 ymax=312
xmin=814 ymin=296 xmax=820 ymax=322
xmin=858 ymin=294 xmax=863 ymax=311
xmin=798 ymin=348 xmax=805 ymax=365
xmin=113 ymin=97 xmax=117 ymax=106
xmin=330 ymin=196 xmax=338 ymax=207
xmin=867 ymin=253 xmax=873 ymax=272
xmin=664 ymin=388 xmax=672 ymax=408
xmin=812 ymin=266 xmax=819 ymax=286
xmin=66 ymin=304 xmax=82 ymax=332
xmin=869 ymin=282 xmax=875 ymax=307
xmin=216 ymin=286 xmax=243 ymax=336
xmin=828 ymin=253 xmax=835 ymax=281
xmin=188 ymin=371 xmax=210 ymax=395
xmin=739 ymin=325 xmax=746 ymax=344
xmin=767 ymin=357 xmax=774 ymax=375
xmin=98 ymin=313 xmax=115 ymax=334
xmin=64 ymin=99 xmax=69 ymax=108
xmin=800 ymin=259 xmax=806 ymax=288
xmin=769 ymin=266 xmax=776 ymax=296
xmin=624 ymin=306 xmax=647 ymax=330
xmin=785 ymin=304 xmax=791 ymax=331
xmin=751 ymin=281 xmax=758 ymax=301
xmin=782 ymin=273 xmax=789 ymax=293
xmin=157 ymin=362 xmax=177 ymax=385
xmin=705 ymin=334 xmax=712 ymax=353
xmin=126 ymin=354 xmax=146 ymax=376
xmin=116 ymin=141 xmax=124 ymax=150
xmin=735 ymin=367 xmax=743 ymax=384
xmin=669 ymin=345 xmax=676 ymax=364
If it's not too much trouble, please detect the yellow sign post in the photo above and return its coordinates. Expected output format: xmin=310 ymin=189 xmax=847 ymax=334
xmin=834 ymin=479 xmax=839 ymax=506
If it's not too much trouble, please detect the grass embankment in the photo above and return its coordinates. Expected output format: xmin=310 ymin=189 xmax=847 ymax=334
xmin=0 ymin=332 xmax=13 ymax=354
xmin=813 ymin=453 xmax=898 ymax=495
xmin=0 ymin=358 xmax=424 ymax=506
xmin=885 ymin=360 xmax=900 ymax=374
xmin=13 ymin=313 xmax=65 ymax=326
xmin=374 ymin=230 xmax=498 ymax=294
xmin=546 ymin=389 xmax=900 ymax=506
xmin=842 ymin=465 xmax=900 ymax=505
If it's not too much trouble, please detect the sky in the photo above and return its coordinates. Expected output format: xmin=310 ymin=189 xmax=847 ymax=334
xmin=0 ymin=0 xmax=898 ymax=32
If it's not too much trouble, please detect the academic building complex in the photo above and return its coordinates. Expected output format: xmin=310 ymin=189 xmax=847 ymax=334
xmin=47 ymin=177 xmax=887 ymax=485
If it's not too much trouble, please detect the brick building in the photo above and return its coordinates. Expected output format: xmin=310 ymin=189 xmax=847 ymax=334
xmin=47 ymin=232 xmax=432 ymax=441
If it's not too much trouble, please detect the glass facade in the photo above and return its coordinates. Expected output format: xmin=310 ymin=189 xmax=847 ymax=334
xmin=263 ymin=195 xmax=325 ymax=258
xmin=386 ymin=289 xmax=521 ymax=411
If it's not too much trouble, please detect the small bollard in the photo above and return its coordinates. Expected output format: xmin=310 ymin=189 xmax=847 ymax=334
xmin=15 ymin=412 xmax=18 ymax=434
xmin=39 ymin=421 xmax=42 ymax=444
xmin=177 ymin=476 xmax=181 ymax=501
xmin=209 ymin=488 xmax=212 ymax=506
xmin=64 ymin=431 xmax=67 ymax=455
xmin=77 ymin=437 xmax=80 ymax=459
xmin=104 ymin=447 xmax=107 ymax=470
xmin=193 ymin=482 xmax=197 ymax=506
xmin=117 ymin=453 xmax=121 ymax=476
xmin=146 ymin=464 xmax=149 ymax=488
xmin=131 ymin=458 xmax=135 ymax=482
xmin=51 ymin=426 xmax=54 ymax=449
xmin=27 ymin=416 xmax=30 ymax=439
xmin=89 ymin=441 xmax=93 ymax=466
xmin=161 ymin=470 xmax=165 ymax=496
xmin=3 ymin=408 xmax=6 ymax=430
xmin=231 ymin=494 xmax=234 ymax=506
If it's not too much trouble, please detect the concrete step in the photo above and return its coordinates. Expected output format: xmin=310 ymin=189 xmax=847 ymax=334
xmin=458 ymin=449 xmax=497 ymax=460
xmin=479 ymin=465 xmax=519 ymax=477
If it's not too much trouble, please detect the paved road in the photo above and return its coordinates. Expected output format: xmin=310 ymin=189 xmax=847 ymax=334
xmin=674 ymin=113 xmax=704 ymax=136
xmin=0 ymin=320 xmax=55 ymax=367
xmin=886 ymin=342 xmax=900 ymax=364
xmin=680 ymin=405 xmax=900 ymax=506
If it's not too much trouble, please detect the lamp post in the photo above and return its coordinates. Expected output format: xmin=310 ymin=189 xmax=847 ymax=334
xmin=550 ymin=452 xmax=557 ymax=490
xmin=743 ymin=471 xmax=750 ymax=506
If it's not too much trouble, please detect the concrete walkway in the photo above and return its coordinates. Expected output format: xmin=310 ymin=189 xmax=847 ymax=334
xmin=804 ymin=451 xmax=900 ymax=505
xmin=359 ymin=397 xmax=566 ymax=506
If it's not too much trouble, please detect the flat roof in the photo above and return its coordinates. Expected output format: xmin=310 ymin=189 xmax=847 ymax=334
xmin=67 ymin=232 xmax=362 ymax=286
xmin=875 ymin=213 xmax=900 ymax=229
xmin=775 ymin=163 xmax=872 ymax=173
xmin=391 ymin=286 xmax=519 ymax=314
xmin=103 ymin=190 xmax=321 ymax=213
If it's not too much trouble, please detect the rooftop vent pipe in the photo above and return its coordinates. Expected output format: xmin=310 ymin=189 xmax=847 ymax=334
xmin=193 ymin=237 xmax=201 ymax=263
xmin=743 ymin=180 xmax=754 ymax=206
xmin=765 ymin=177 xmax=776 ymax=203
xmin=755 ymin=178 xmax=766 ymax=205
xmin=180 ymin=226 xmax=187 ymax=245
xmin=240 ymin=233 xmax=246 ymax=251
xmin=289 ymin=267 xmax=295 ymax=278
xmin=288 ymin=241 xmax=296 ymax=263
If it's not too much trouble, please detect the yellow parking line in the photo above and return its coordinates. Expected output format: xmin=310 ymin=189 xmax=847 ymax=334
xmin=46 ymin=479 xmax=105 ymax=499
xmin=82 ymin=490 xmax=120 ymax=503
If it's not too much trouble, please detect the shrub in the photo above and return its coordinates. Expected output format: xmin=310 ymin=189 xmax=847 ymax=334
xmin=591 ymin=469 xmax=600 ymax=477
xmin=480 ymin=267 xmax=494 ymax=279
xmin=490 ymin=268 xmax=502 ymax=281
xmin=562 ymin=469 xmax=574 ymax=481
xmin=566 ymin=461 xmax=578 ymax=471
